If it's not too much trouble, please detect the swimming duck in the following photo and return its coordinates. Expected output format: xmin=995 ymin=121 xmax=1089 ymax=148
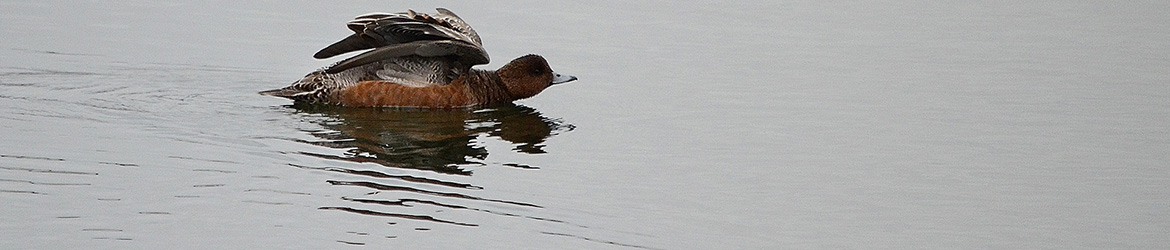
xmin=261 ymin=8 xmax=577 ymax=108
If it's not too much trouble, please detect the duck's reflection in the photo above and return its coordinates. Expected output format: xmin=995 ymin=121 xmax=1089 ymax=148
xmin=289 ymin=103 xmax=573 ymax=175
xmin=282 ymin=103 xmax=574 ymax=229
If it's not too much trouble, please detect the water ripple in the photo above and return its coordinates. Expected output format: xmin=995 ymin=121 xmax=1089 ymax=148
xmin=326 ymin=180 xmax=540 ymax=208
xmin=319 ymin=207 xmax=478 ymax=227
xmin=540 ymin=232 xmax=663 ymax=250
xmin=0 ymin=178 xmax=91 ymax=186
xmin=0 ymin=154 xmax=66 ymax=162
xmin=343 ymin=197 xmax=570 ymax=224
xmin=0 ymin=189 xmax=45 ymax=195
xmin=0 ymin=166 xmax=98 ymax=176
xmin=289 ymin=163 xmax=482 ymax=189
xmin=0 ymin=67 xmax=100 ymax=77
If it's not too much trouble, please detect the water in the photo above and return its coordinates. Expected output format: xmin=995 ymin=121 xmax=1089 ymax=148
xmin=3 ymin=1 xmax=1169 ymax=249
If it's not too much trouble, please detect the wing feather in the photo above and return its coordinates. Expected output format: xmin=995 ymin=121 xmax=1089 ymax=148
xmin=313 ymin=8 xmax=486 ymax=62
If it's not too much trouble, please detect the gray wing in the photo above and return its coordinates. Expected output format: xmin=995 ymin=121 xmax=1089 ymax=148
xmin=323 ymin=39 xmax=486 ymax=74
xmin=313 ymin=8 xmax=487 ymax=69
xmin=432 ymin=8 xmax=482 ymax=45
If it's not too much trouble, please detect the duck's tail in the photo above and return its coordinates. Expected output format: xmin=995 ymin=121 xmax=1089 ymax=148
xmin=259 ymin=85 xmax=331 ymax=104
xmin=259 ymin=69 xmax=340 ymax=103
xmin=258 ymin=87 xmax=302 ymax=98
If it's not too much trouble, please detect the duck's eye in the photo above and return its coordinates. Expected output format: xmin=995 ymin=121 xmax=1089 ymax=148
xmin=531 ymin=68 xmax=544 ymax=75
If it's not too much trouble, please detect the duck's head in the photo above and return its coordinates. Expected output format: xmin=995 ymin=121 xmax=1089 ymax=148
xmin=497 ymin=54 xmax=577 ymax=100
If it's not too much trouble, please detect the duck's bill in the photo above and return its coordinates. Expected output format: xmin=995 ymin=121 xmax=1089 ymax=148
xmin=551 ymin=73 xmax=578 ymax=85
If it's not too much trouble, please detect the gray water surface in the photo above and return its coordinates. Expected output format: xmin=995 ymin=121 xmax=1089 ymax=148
xmin=2 ymin=1 xmax=1169 ymax=249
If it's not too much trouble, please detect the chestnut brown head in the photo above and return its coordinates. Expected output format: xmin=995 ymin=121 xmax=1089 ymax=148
xmin=496 ymin=54 xmax=577 ymax=100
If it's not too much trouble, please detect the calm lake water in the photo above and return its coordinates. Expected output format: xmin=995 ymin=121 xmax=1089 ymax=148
xmin=3 ymin=1 xmax=1169 ymax=249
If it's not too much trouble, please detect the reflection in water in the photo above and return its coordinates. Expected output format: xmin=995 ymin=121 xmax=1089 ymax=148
xmin=289 ymin=103 xmax=573 ymax=175
xmin=281 ymin=103 xmax=574 ymax=229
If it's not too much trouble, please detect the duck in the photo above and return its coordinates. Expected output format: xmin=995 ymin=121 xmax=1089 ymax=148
xmin=260 ymin=8 xmax=577 ymax=108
